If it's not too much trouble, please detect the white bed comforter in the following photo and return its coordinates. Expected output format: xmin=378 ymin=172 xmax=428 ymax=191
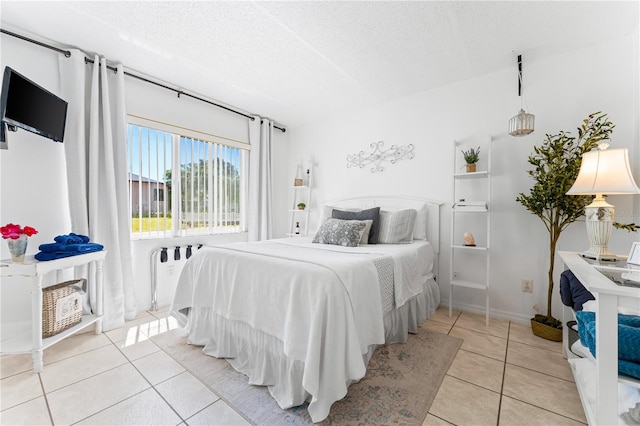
xmin=171 ymin=237 xmax=433 ymax=422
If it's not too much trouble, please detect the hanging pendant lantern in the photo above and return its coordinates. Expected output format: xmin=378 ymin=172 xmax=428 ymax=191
xmin=509 ymin=108 xmax=535 ymax=136
xmin=509 ymin=54 xmax=535 ymax=137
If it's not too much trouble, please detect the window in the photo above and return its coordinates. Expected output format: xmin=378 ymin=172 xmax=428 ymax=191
xmin=154 ymin=188 xmax=164 ymax=202
xmin=127 ymin=121 xmax=247 ymax=239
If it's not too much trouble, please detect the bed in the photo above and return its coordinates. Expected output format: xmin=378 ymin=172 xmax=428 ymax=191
xmin=170 ymin=196 xmax=442 ymax=422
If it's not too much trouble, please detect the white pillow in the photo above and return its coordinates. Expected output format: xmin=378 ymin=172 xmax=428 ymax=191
xmin=412 ymin=203 xmax=429 ymax=240
xmin=318 ymin=204 xmax=360 ymax=231
xmin=378 ymin=209 xmax=417 ymax=244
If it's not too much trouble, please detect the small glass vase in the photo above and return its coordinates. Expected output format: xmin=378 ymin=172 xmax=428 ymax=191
xmin=7 ymin=235 xmax=28 ymax=263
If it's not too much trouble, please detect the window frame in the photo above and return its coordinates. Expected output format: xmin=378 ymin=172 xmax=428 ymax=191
xmin=127 ymin=115 xmax=249 ymax=240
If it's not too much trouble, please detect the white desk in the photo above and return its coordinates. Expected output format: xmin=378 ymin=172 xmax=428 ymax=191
xmin=560 ymin=251 xmax=640 ymax=425
xmin=0 ymin=251 xmax=106 ymax=372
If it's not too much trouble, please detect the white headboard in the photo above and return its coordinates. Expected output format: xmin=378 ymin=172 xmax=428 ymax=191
xmin=320 ymin=195 xmax=442 ymax=253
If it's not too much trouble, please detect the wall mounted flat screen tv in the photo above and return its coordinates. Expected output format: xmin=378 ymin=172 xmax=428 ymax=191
xmin=1 ymin=66 xmax=68 ymax=145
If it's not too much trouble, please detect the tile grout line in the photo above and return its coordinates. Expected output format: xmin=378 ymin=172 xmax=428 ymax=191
xmin=37 ymin=372 xmax=55 ymax=426
xmin=496 ymin=321 xmax=510 ymax=426
xmin=111 ymin=328 xmax=188 ymax=424
xmin=150 ymin=328 xmax=256 ymax=425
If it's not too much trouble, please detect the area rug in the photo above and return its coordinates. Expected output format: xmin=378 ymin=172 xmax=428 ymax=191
xmin=151 ymin=326 xmax=462 ymax=425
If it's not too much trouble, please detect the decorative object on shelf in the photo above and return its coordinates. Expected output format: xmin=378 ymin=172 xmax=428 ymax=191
xmin=295 ymin=222 xmax=300 ymax=235
xmin=294 ymin=178 xmax=303 ymax=186
xmin=508 ymin=54 xmax=535 ymax=137
xmin=463 ymin=232 xmax=476 ymax=246
xmin=461 ymin=147 xmax=480 ymax=173
xmin=516 ymin=112 xmax=615 ymax=340
xmin=628 ymin=242 xmax=640 ymax=266
xmin=566 ymin=144 xmax=640 ymax=261
xmin=297 ymin=202 xmax=306 ymax=210
xmin=346 ymin=141 xmax=414 ymax=173
xmin=1 ymin=223 xmax=38 ymax=263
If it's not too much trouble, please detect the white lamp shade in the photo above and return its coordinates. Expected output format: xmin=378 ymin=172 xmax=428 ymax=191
xmin=567 ymin=148 xmax=640 ymax=195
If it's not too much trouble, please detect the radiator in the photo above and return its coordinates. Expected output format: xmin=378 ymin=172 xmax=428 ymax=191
xmin=150 ymin=244 xmax=204 ymax=311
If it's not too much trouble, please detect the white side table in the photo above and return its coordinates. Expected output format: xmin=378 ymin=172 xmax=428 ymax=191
xmin=0 ymin=250 xmax=106 ymax=372
xmin=560 ymin=251 xmax=640 ymax=425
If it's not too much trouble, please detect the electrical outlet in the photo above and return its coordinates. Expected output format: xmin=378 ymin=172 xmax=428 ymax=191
xmin=168 ymin=265 xmax=174 ymax=276
xmin=522 ymin=279 xmax=533 ymax=293
xmin=453 ymin=271 xmax=458 ymax=279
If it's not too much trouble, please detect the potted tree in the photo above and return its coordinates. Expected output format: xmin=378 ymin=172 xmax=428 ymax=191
xmin=516 ymin=112 xmax=614 ymax=341
xmin=461 ymin=147 xmax=480 ymax=172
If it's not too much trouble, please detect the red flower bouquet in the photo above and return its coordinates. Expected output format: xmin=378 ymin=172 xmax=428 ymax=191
xmin=1 ymin=223 xmax=38 ymax=239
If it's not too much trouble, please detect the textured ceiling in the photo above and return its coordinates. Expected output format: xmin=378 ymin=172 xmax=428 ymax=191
xmin=1 ymin=1 xmax=638 ymax=128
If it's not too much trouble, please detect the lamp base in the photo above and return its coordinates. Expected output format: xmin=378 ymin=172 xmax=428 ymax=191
xmin=581 ymin=195 xmax=617 ymax=262
xmin=579 ymin=251 xmax=618 ymax=262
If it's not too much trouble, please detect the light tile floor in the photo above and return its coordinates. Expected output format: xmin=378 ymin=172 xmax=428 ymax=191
xmin=0 ymin=306 xmax=586 ymax=425
xmin=424 ymin=307 xmax=586 ymax=425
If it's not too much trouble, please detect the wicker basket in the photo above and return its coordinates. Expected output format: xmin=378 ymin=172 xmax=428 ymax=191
xmin=42 ymin=279 xmax=84 ymax=338
xmin=530 ymin=318 xmax=563 ymax=342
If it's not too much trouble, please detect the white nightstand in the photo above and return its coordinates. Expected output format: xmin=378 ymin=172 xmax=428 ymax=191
xmin=0 ymin=250 xmax=106 ymax=372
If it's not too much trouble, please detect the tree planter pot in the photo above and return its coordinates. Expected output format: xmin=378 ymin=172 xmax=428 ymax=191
xmin=465 ymin=163 xmax=477 ymax=173
xmin=530 ymin=317 xmax=562 ymax=342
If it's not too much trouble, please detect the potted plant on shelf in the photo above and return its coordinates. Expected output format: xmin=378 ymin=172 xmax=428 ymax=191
xmin=515 ymin=112 xmax=613 ymax=341
xmin=461 ymin=147 xmax=480 ymax=172
xmin=297 ymin=202 xmax=306 ymax=210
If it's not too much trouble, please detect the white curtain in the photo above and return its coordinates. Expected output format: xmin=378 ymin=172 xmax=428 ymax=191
xmin=248 ymin=117 xmax=274 ymax=241
xmin=59 ymin=50 xmax=137 ymax=330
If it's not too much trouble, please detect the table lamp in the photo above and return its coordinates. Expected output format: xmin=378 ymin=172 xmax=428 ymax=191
xmin=566 ymin=145 xmax=640 ymax=261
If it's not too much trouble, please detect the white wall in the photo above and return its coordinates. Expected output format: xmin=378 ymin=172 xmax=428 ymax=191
xmin=0 ymin=32 xmax=290 ymax=311
xmin=2 ymin=27 xmax=636 ymax=319
xmin=0 ymin=35 xmax=71 ymax=261
xmin=281 ymin=29 xmax=640 ymax=323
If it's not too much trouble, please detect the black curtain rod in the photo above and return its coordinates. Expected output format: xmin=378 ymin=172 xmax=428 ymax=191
xmin=1 ymin=28 xmax=286 ymax=133
xmin=1 ymin=28 xmax=71 ymax=58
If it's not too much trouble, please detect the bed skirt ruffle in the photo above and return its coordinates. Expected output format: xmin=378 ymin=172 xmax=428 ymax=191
xmin=173 ymin=276 xmax=440 ymax=418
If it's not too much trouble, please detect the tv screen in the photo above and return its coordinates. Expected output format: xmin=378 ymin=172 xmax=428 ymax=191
xmin=1 ymin=66 xmax=68 ymax=143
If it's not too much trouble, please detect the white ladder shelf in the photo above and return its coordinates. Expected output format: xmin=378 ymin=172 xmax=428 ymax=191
xmin=449 ymin=137 xmax=492 ymax=325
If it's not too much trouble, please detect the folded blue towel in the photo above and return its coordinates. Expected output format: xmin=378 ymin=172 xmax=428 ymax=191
xmin=35 ymin=245 xmax=103 ymax=261
xmin=575 ymin=310 xmax=640 ymax=379
xmin=39 ymin=243 xmax=104 ymax=253
xmin=54 ymin=233 xmax=90 ymax=244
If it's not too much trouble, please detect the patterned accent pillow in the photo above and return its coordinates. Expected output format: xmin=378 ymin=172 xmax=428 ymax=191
xmin=312 ymin=218 xmax=367 ymax=247
xmin=331 ymin=207 xmax=381 ymax=244
xmin=378 ymin=209 xmax=417 ymax=244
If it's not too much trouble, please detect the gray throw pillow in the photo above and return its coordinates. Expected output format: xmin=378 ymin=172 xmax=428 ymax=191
xmin=332 ymin=207 xmax=381 ymax=244
xmin=312 ymin=218 xmax=367 ymax=247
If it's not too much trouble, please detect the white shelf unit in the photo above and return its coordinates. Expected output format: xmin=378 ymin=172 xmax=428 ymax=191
xmin=449 ymin=137 xmax=492 ymax=325
xmin=0 ymin=250 xmax=106 ymax=372
xmin=286 ymin=168 xmax=312 ymax=237
xmin=560 ymin=251 xmax=640 ymax=425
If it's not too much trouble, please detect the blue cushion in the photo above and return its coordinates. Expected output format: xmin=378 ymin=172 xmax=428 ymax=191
xmin=575 ymin=310 xmax=640 ymax=379
xmin=559 ymin=269 xmax=595 ymax=311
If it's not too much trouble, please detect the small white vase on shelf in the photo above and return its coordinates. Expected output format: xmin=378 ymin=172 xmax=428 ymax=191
xmin=7 ymin=235 xmax=28 ymax=263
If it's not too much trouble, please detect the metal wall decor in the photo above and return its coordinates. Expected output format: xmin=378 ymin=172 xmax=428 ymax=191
xmin=346 ymin=141 xmax=414 ymax=173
